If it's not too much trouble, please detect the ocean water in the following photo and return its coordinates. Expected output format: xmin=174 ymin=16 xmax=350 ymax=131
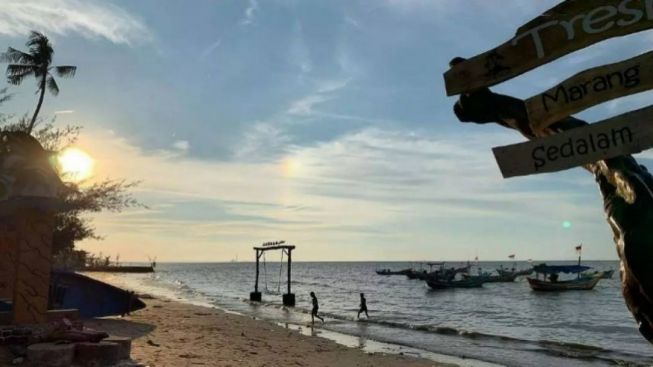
xmin=115 ymin=261 xmax=653 ymax=367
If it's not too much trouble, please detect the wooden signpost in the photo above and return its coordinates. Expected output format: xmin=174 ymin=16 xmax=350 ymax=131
xmin=446 ymin=0 xmax=653 ymax=345
xmin=526 ymin=51 xmax=653 ymax=130
xmin=492 ymin=105 xmax=653 ymax=178
xmin=444 ymin=0 xmax=653 ymax=96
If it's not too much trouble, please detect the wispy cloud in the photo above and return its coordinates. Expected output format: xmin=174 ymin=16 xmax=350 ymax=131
xmin=287 ymin=79 xmax=350 ymax=116
xmin=287 ymin=95 xmax=331 ymax=116
xmin=172 ymin=140 xmax=190 ymax=152
xmin=74 ymin=125 xmax=610 ymax=261
xmin=200 ymin=39 xmax=221 ymax=60
xmin=240 ymin=0 xmax=259 ymax=26
xmin=0 ymin=0 xmax=152 ymax=45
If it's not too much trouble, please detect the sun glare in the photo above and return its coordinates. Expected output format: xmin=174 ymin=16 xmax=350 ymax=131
xmin=58 ymin=148 xmax=94 ymax=181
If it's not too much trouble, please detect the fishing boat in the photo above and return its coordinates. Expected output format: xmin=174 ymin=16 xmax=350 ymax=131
xmin=496 ymin=267 xmax=533 ymax=278
xmin=527 ymin=264 xmax=601 ymax=291
xmin=0 ymin=271 xmax=146 ymax=319
xmin=465 ymin=272 xmax=518 ymax=283
xmin=49 ymin=271 xmax=146 ymax=318
xmin=376 ymin=268 xmax=411 ymax=276
xmin=580 ymin=269 xmax=615 ymax=280
xmin=405 ymin=262 xmax=446 ymax=280
xmin=426 ymin=277 xmax=484 ymax=290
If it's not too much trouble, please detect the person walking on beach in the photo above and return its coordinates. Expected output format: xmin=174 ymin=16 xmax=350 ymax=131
xmin=310 ymin=291 xmax=324 ymax=325
xmin=357 ymin=293 xmax=368 ymax=320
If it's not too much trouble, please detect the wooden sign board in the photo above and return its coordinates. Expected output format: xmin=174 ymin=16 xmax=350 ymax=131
xmin=492 ymin=105 xmax=653 ymax=178
xmin=526 ymin=51 xmax=653 ymax=130
xmin=444 ymin=0 xmax=653 ymax=96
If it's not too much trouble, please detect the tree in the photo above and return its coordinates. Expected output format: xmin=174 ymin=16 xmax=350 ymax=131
xmin=1 ymin=117 xmax=144 ymax=257
xmin=1 ymin=31 xmax=76 ymax=134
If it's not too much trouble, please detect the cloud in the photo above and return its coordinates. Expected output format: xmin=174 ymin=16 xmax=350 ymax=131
xmin=287 ymin=95 xmax=331 ymax=116
xmin=0 ymin=0 xmax=152 ymax=45
xmin=172 ymin=140 xmax=190 ymax=152
xmin=233 ymin=122 xmax=291 ymax=160
xmin=54 ymin=110 xmax=75 ymax=115
xmin=240 ymin=0 xmax=259 ymax=26
xmin=72 ymin=124 xmax=615 ymax=261
xmin=200 ymin=39 xmax=222 ymax=60
xmin=287 ymin=79 xmax=350 ymax=116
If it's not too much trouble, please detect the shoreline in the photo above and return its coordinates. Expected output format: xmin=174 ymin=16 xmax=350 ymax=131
xmin=84 ymin=272 xmax=471 ymax=367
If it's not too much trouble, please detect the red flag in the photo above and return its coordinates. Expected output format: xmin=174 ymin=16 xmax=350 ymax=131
xmin=508 ymin=254 xmax=515 ymax=259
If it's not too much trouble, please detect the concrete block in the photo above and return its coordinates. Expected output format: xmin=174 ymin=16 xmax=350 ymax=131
xmin=27 ymin=343 xmax=74 ymax=367
xmin=74 ymin=341 xmax=121 ymax=366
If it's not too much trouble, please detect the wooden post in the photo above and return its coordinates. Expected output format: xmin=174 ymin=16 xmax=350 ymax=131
xmin=255 ymin=249 xmax=259 ymax=293
xmin=287 ymin=249 xmax=291 ymax=295
xmin=250 ymin=249 xmax=262 ymax=302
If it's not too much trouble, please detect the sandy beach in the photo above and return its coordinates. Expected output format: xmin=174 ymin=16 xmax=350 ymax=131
xmin=83 ymin=294 xmax=445 ymax=367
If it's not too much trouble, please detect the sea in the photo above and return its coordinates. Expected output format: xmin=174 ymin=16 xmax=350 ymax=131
xmin=111 ymin=261 xmax=653 ymax=367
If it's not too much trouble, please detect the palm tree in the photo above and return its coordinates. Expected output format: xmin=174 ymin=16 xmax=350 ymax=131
xmin=2 ymin=31 xmax=76 ymax=134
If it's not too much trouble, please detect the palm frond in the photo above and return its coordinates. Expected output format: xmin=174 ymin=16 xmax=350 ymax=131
xmin=47 ymin=76 xmax=59 ymax=96
xmin=7 ymin=70 xmax=33 ymax=85
xmin=26 ymin=31 xmax=48 ymax=48
xmin=6 ymin=64 xmax=36 ymax=77
xmin=55 ymin=65 xmax=76 ymax=78
xmin=1 ymin=47 xmax=35 ymax=64
xmin=26 ymin=31 xmax=53 ymax=66
xmin=0 ymin=87 xmax=12 ymax=106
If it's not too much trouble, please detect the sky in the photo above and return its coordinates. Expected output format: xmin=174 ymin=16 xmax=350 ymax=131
xmin=1 ymin=0 xmax=653 ymax=262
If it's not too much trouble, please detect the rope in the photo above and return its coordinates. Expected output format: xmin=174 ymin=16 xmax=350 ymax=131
xmin=263 ymin=252 xmax=268 ymax=292
xmin=277 ymin=250 xmax=284 ymax=294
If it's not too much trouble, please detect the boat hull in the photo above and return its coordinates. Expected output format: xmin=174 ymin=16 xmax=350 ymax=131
xmin=527 ymin=276 xmax=601 ymax=291
xmin=426 ymin=278 xmax=484 ymax=289
xmin=81 ymin=266 xmax=154 ymax=273
xmin=376 ymin=269 xmax=411 ymax=276
xmin=50 ymin=271 xmax=146 ymax=318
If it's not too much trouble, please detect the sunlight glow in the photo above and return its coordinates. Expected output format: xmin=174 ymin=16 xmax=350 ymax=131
xmin=58 ymin=148 xmax=94 ymax=182
xmin=282 ymin=158 xmax=301 ymax=177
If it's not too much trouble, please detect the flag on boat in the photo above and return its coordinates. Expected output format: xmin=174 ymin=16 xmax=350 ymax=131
xmin=474 ymin=256 xmax=478 ymax=261
xmin=508 ymin=254 xmax=515 ymax=259
xmin=575 ymin=244 xmax=582 ymax=253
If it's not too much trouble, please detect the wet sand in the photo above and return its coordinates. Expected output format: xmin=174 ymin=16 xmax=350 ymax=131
xmin=84 ymin=295 xmax=448 ymax=367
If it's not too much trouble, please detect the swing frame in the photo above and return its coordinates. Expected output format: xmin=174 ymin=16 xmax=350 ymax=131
xmin=250 ymin=241 xmax=296 ymax=306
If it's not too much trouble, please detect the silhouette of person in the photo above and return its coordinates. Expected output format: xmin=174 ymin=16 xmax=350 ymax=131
xmin=357 ymin=293 xmax=368 ymax=319
xmin=310 ymin=292 xmax=324 ymax=324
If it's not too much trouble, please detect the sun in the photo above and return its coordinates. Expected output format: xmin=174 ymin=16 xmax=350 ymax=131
xmin=58 ymin=148 xmax=94 ymax=181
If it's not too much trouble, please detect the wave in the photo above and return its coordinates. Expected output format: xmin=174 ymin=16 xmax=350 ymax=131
xmin=136 ymin=270 xmax=653 ymax=367
xmin=266 ymin=305 xmax=651 ymax=366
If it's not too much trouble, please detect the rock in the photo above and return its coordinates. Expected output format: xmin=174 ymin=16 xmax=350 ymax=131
xmin=104 ymin=336 xmax=132 ymax=360
xmin=11 ymin=357 xmax=24 ymax=365
xmin=26 ymin=343 xmax=75 ymax=367
xmin=74 ymin=341 xmax=121 ymax=366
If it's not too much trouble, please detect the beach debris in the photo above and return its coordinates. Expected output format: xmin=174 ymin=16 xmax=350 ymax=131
xmin=146 ymin=339 xmax=160 ymax=347
xmin=32 ymin=318 xmax=108 ymax=344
